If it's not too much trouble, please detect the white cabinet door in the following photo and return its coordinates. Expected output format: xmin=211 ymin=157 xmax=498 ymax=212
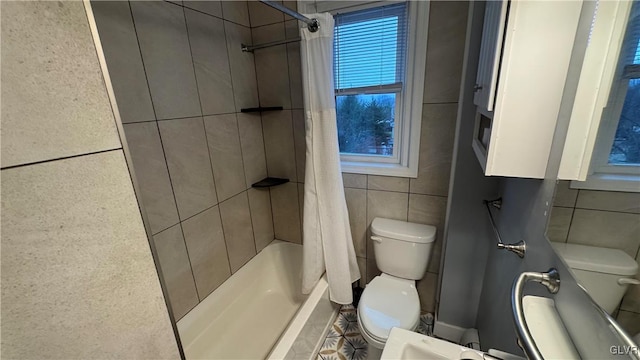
xmin=473 ymin=0 xmax=508 ymax=112
xmin=477 ymin=0 xmax=583 ymax=179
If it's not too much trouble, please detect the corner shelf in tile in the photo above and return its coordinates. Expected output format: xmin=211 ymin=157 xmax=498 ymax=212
xmin=251 ymin=177 xmax=289 ymax=188
xmin=240 ymin=106 xmax=284 ymax=113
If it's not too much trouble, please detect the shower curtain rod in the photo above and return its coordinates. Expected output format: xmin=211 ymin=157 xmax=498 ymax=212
xmin=242 ymin=37 xmax=301 ymax=52
xmin=241 ymin=1 xmax=317 ymax=52
xmin=261 ymin=1 xmax=318 ymax=32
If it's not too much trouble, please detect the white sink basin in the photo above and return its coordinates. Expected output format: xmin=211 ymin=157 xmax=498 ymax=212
xmin=381 ymin=296 xmax=578 ymax=360
xmin=522 ymin=295 xmax=580 ymax=360
xmin=381 ymin=328 xmax=486 ymax=360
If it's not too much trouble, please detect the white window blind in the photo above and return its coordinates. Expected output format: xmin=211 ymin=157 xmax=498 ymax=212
xmin=333 ymin=3 xmax=408 ymax=93
xmin=604 ymin=0 xmax=640 ymax=167
xmin=621 ymin=2 xmax=640 ymax=78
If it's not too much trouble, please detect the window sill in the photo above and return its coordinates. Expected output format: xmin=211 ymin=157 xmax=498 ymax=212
xmin=340 ymin=160 xmax=418 ymax=178
xmin=570 ymin=173 xmax=640 ymax=193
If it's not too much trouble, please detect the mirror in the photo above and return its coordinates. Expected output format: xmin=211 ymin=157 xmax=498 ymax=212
xmin=545 ymin=0 xmax=640 ymax=348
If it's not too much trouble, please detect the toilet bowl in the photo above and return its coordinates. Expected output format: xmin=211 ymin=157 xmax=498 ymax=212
xmin=358 ymin=274 xmax=421 ymax=348
xmin=357 ymin=218 xmax=436 ymax=351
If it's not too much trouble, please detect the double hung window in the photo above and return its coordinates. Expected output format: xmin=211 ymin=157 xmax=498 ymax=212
xmin=584 ymin=1 xmax=640 ymax=191
xmin=332 ymin=2 xmax=428 ymax=177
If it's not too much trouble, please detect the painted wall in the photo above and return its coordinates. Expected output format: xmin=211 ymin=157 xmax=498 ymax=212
xmin=0 ymin=1 xmax=179 ymax=357
xmin=549 ymin=182 xmax=640 ymax=335
xmin=249 ymin=0 xmax=470 ymax=312
xmin=436 ymin=1 xmax=501 ymax=331
xmin=92 ymin=0 xmax=277 ymax=320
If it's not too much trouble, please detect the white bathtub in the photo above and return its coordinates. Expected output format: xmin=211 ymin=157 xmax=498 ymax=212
xmin=177 ymin=240 xmax=339 ymax=360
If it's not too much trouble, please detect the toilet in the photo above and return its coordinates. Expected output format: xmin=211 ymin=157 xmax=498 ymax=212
xmin=552 ymin=242 xmax=640 ymax=344
xmin=551 ymin=242 xmax=639 ymax=314
xmin=358 ymin=218 xmax=436 ymax=355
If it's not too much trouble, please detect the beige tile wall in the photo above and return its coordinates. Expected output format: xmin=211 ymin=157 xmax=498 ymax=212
xmin=1 ymin=1 xmax=179 ymax=357
xmin=249 ymin=2 xmax=305 ymax=245
xmin=549 ymin=181 xmax=640 ymax=334
xmin=93 ymin=0 xmax=274 ymax=320
xmin=251 ymin=1 xmax=469 ymax=312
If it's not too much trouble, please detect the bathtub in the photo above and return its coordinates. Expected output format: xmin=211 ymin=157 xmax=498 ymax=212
xmin=177 ymin=240 xmax=339 ymax=360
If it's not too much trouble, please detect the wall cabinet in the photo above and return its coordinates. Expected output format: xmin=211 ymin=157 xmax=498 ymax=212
xmin=472 ymin=0 xmax=584 ymax=179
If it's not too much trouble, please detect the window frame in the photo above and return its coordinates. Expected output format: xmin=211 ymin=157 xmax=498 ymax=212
xmin=571 ymin=1 xmax=640 ymax=192
xmin=327 ymin=0 xmax=429 ymax=178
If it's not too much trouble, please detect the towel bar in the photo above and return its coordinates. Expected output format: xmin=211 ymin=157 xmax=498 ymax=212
xmin=484 ymin=198 xmax=526 ymax=258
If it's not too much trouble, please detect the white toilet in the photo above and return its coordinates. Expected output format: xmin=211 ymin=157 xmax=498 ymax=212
xmin=552 ymin=242 xmax=640 ymax=343
xmin=358 ymin=217 xmax=436 ymax=355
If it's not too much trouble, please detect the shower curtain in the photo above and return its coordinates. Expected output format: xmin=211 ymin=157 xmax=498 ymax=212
xmin=300 ymin=13 xmax=361 ymax=305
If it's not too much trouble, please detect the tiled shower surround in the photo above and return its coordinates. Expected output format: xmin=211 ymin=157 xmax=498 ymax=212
xmin=93 ymin=0 xmax=278 ymax=320
xmin=1 ymin=1 xmax=180 ymax=357
xmin=549 ymin=182 xmax=640 ymax=335
xmin=93 ymin=0 xmax=469 ymax=320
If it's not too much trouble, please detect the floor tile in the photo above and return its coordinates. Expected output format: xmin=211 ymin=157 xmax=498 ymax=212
xmin=337 ymin=312 xmax=359 ymax=334
xmin=343 ymin=336 xmax=367 ymax=360
xmin=317 ymin=304 xmax=435 ymax=360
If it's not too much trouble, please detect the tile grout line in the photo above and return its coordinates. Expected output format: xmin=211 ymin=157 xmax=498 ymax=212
xmin=181 ymin=1 xmax=223 ymax=207
xmin=572 ymin=188 xmax=580 ymax=208
xmin=245 ymin=3 xmax=276 ymax=248
xmin=166 ymin=0 xmax=253 ymax=30
xmin=280 ymin=19 xmax=306 ymax=242
xmin=571 ymin=207 xmax=640 ymax=215
xmin=365 ymin=178 xmax=369 ymax=280
xmin=565 ymin=206 xmax=576 ymax=243
xmin=283 ymin=19 xmax=297 ymax=120
xmin=164 ymin=5 xmax=202 ymax=302
xmin=357 ymin=188 xmax=450 ymax=197
xmin=151 ymin=201 xmax=222 ymax=237
xmin=406 ymin=189 xmax=410 ymax=222
xmin=0 ymin=147 xmax=122 ymax=171
xmin=183 ymin=4 xmax=236 ymax=281
xmin=233 ymin=117 xmax=258 ymax=254
xmin=129 ymin=0 xmax=200 ymax=301
xmin=285 ymin=111 xmax=303 ymax=240
xmin=249 ymin=19 xmax=279 ymax=241
xmin=122 ymin=3 xmax=189 ymax=353
xmin=222 ymin=12 xmax=274 ymax=251
xmin=217 ymin=11 xmax=257 ymax=253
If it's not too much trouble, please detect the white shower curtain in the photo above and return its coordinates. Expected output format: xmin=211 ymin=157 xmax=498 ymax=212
xmin=300 ymin=13 xmax=361 ymax=305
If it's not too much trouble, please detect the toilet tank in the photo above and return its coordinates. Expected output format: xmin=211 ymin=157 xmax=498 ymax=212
xmin=371 ymin=218 xmax=436 ymax=280
xmin=552 ymin=242 xmax=639 ymax=314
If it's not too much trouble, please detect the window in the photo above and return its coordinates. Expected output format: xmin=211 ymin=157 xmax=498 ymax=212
xmin=331 ymin=1 xmax=429 ymax=177
xmin=581 ymin=1 xmax=640 ymax=192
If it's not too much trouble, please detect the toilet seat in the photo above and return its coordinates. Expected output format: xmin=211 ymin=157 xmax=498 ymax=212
xmin=357 ymin=274 xmax=420 ymax=344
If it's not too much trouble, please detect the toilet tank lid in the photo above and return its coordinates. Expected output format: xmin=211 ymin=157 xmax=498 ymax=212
xmin=371 ymin=218 xmax=436 ymax=244
xmin=552 ymin=242 xmax=638 ymax=276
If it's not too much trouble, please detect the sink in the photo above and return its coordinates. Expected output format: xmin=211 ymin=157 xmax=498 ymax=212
xmin=521 ymin=295 xmax=580 ymax=359
xmin=381 ymin=296 xmax=578 ymax=360
xmin=381 ymin=328 xmax=485 ymax=360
